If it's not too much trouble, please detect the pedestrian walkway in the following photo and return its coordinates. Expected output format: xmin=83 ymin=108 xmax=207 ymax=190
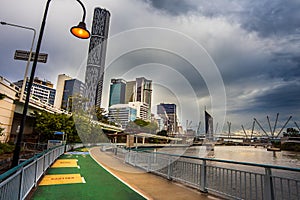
xmin=30 ymin=147 xmax=218 ymax=200
xmin=30 ymin=151 xmax=146 ymax=200
xmin=89 ymin=147 xmax=216 ymax=200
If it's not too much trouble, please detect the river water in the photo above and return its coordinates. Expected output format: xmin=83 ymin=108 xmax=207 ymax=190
xmin=185 ymin=145 xmax=300 ymax=168
xmin=154 ymin=145 xmax=300 ymax=199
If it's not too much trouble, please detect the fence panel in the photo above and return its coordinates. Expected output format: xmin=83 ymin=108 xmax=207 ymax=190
xmin=115 ymin=149 xmax=300 ymax=200
xmin=0 ymin=171 xmax=21 ymax=200
xmin=21 ymin=161 xmax=36 ymax=199
xmin=0 ymin=145 xmax=65 ymax=200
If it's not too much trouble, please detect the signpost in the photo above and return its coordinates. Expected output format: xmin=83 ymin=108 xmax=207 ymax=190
xmin=14 ymin=50 xmax=48 ymax=63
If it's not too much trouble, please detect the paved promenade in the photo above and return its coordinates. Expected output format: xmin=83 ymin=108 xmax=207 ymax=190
xmin=30 ymin=147 xmax=218 ymax=200
xmin=89 ymin=147 xmax=217 ymax=200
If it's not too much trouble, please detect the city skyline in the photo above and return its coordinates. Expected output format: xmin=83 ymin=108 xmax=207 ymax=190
xmin=0 ymin=0 xmax=299 ymax=132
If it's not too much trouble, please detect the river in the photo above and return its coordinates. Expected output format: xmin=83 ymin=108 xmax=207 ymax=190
xmin=188 ymin=145 xmax=300 ymax=168
xmin=156 ymin=145 xmax=300 ymax=168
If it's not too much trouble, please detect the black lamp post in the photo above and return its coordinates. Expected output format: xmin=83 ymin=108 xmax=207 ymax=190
xmin=11 ymin=0 xmax=90 ymax=168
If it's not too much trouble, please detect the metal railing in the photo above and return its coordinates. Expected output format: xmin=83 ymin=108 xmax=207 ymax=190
xmin=0 ymin=145 xmax=65 ymax=200
xmin=22 ymin=142 xmax=48 ymax=152
xmin=105 ymin=146 xmax=300 ymax=200
xmin=65 ymin=143 xmax=85 ymax=152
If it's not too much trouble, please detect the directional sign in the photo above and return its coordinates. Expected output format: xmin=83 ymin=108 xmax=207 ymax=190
xmin=14 ymin=50 xmax=48 ymax=63
xmin=54 ymin=131 xmax=65 ymax=135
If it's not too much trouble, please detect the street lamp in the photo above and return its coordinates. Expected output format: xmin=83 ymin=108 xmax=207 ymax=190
xmin=0 ymin=21 xmax=36 ymax=102
xmin=11 ymin=0 xmax=90 ymax=168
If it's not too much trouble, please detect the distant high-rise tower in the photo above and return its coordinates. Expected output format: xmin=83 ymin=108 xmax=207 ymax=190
xmin=54 ymin=74 xmax=71 ymax=109
xmin=157 ymin=103 xmax=178 ymax=133
xmin=135 ymin=77 xmax=152 ymax=108
xmin=62 ymin=79 xmax=86 ymax=111
xmin=125 ymin=77 xmax=152 ymax=119
xmin=85 ymin=7 xmax=110 ymax=109
xmin=109 ymin=78 xmax=126 ymax=107
xmin=205 ymin=111 xmax=214 ymax=140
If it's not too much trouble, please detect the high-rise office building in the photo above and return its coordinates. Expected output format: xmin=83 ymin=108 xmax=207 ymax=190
xmin=205 ymin=111 xmax=214 ymax=140
xmin=54 ymin=74 xmax=71 ymax=109
xmin=129 ymin=102 xmax=149 ymax=121
xmin=108 ymin=77 xmax=152 ymax=120
xmin=125 ymin=77 xmax=152 ymax=120
xmin=108 ymin=104 xmax=137 ymax=128
xmin=125 ymin=81 xmax=135 ymax=103
xmin=157 ymin=103 xmax=178 ymax=133
xmin=85 ymin=7 xmax=110 ymax=109
xmin=125 ymin=78 xmax=152 ymax=105
xmin=135 ymin=77 xmax=152 ymax=109
xmin=109 ymin=79 xmax=126 ymax=107
xmin=14 ymin=77 xmax=56 ymax=105
xmin=61 ymin=79 xmax=86 ymax=111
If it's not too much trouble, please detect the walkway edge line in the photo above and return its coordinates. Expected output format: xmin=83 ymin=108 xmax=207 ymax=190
xmin=89 ymin=147 xmax=151 ymax=200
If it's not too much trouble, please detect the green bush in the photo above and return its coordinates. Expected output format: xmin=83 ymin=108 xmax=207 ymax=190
xmin=0 ymin=143 xmax=14 ymax=155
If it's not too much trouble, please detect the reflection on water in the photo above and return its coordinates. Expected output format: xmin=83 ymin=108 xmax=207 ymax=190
xmin=183 ymin=146 xmax=300 ymax=168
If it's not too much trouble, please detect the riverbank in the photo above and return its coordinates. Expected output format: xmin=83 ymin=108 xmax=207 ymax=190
xmin=281 ymin=142 xmax=300 ymax=151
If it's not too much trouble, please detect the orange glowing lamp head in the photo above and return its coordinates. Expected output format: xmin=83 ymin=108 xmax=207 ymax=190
xmin=70 ymin=21 xmax=90 ymax=39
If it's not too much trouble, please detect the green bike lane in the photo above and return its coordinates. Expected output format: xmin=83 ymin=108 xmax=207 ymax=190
xmin=31 ymin=153 xmax=146 ymax=200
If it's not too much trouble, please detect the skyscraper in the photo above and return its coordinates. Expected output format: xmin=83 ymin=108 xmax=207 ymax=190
xmin=125 ymin=81 xmax=135 ymax=103
xmin=109 ymin=78 xmax=126 ymax=107
xmin=54 ymin=74 xmax=71 ymax=109
xmin=136 ymin=77 xmax=152 ymax=106
xmin=157 ymin=103 xmax=178 ymax=133
xmin=125 ymin=77 xmax=152 ymax=119
xmin=85 ymin=7 xmax=110 ymax=109
xmin=205 ymin=111 xmax=214 ymax=140
xmin=62 ymin=79 xmax=86 ymax=111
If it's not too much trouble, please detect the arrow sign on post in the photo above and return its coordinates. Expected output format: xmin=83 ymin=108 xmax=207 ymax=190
xmin=14 ymin=50 xmax=48 ymax=63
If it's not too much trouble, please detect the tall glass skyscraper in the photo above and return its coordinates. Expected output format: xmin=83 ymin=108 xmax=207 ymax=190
xmin=109 ymin=79 xmax=126 ymax=107
xmin=85 ymin=7 xmax=110 ymax=109
xmin=62 ymin=79 xmax=86 ymax=111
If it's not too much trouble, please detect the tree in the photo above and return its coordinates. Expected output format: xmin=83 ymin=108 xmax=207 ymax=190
xmin=284 ymin=128 xmax=300 ymax=137
xmin=33 ymin=111 xmax=80 ymax=143
xmin=70 ymin=95 xmax=109 ymax=144
xmin=125 ymin=119 xmax=158 ymax=134
xmin=134 ymin=119 xmax=149 ymax=127
xmin=157 ymin=130 xmax=168 ymax=137
xmin=95 ymin=106 xmax=109 ymax=123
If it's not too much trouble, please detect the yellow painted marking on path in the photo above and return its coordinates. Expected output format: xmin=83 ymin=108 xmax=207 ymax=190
xmin=39 ymin=174 xmax=84 ymax=185
xmin=51 ymin=159 xmax=78 ymax=168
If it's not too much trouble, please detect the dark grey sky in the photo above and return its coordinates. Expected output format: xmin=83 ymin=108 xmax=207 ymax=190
xmin=0 ymin=0 xmax=299 ymax=134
